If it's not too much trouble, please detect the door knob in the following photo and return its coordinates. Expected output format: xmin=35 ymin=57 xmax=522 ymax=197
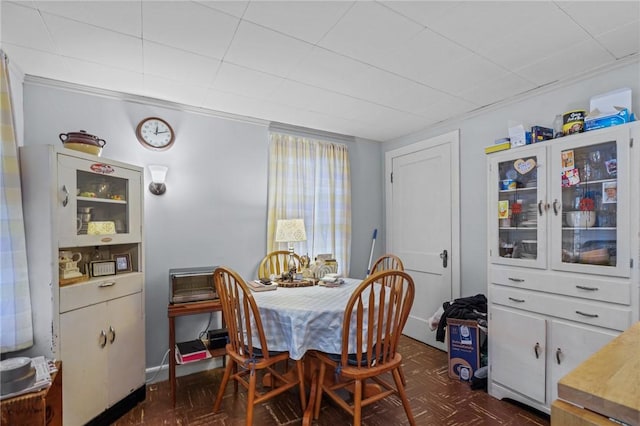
xmin=440 ymin=250 xmax=448 ymax=268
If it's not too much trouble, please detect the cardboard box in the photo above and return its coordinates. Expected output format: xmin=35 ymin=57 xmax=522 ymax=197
xmin=447 ymin=319 xmax=480 ymax=382
xmin=585 ymin=107 xmax=632 ymax=131
xmin=531 ymin=126 xmax=553 ymax=143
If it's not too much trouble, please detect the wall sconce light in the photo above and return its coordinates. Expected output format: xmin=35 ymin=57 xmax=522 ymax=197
xmin=148 ymin=165 xmax=168 ymax=195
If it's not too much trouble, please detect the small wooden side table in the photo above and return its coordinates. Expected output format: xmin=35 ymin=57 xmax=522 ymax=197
xmin=1 ymin=361 xmax=62 ymax=426
xmin=168 ymin=300 xmax=226 ymax=406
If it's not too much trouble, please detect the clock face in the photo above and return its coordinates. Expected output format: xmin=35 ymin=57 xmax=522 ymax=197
xmin=136 ymin=117 xmax=175 ymax=150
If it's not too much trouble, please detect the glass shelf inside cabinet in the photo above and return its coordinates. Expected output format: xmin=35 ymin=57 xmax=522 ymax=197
xmin=496 ymin=155 xmax=539 ymax=260
xmin=559 ymin=141 xmax=617 ymax=267
xmin=76 ymin=170 xmax=129 ymax=236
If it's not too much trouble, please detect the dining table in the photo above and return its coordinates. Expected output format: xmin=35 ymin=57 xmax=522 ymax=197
xmin=251 ymin=277 xmax=361 ymax=360
xmin=250 ymin=277 xmax=363 ymax=424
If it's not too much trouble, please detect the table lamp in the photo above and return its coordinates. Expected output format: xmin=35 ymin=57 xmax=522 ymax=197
xmin=275 ymin=218 xmax=307 ymax=279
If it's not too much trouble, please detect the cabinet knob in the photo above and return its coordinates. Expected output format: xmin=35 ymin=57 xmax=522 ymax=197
xmin=108 ymin=326 xmax=116 ymax=344
xmin=61 ymin=185 xmax=69 ymax=207
xmin=534 ymin=342 xmax=541 ymax=359
xmin=99 ymin=330 xmax=107 ymax=348
xmin=556 ymin=348 xmax=563 ymax=365
xmin=552 ymin=199 xmax=561 ymax=215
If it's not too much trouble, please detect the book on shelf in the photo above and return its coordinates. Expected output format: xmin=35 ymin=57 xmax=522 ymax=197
xmin=484 ymin=141 xmax=511 ymax=154
xmin=175 ymin=339 xmax=211 ymax=364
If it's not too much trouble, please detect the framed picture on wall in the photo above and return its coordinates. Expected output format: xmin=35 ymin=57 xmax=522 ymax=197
xmin=113 ymin=253 xmax=132 ymax=273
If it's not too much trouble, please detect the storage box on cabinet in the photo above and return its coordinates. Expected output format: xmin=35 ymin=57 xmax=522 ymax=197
xmin=490 ymin=266 xmax=631 ymax=304
xmin=490 ymin=286 xmax=631 ymax=331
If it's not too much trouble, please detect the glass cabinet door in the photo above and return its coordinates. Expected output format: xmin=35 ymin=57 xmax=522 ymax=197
xmin=57 ymin=154 xmax=142 ymax=247
xmin=489 ymin=145 xmax=547 ymax=269
xmin=550 ymin=126 xmax=630 ymax=277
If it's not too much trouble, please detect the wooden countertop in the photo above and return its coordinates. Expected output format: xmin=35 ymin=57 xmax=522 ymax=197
xmin=557 ymin=321 xmax=640 ymax=426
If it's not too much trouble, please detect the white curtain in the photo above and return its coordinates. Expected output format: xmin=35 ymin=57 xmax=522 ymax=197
xmin=267 ymin=133 xmax=351 ymax=276
xmin=0 ymin=50 xmax=33 ymax=353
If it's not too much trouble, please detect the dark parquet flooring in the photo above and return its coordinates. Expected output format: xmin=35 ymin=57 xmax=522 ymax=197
xmin=114 ymin=336 xmax=550 ymax=425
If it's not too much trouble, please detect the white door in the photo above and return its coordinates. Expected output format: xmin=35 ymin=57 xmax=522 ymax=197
xmin=385 ymin=130 xmax=460 ymax=349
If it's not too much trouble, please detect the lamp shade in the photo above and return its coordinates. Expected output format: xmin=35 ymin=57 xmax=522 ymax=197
xmin=148 ymin=164 xmax=168 ymax=183
xmin=275 ymin=219 xmax=307 ymax=242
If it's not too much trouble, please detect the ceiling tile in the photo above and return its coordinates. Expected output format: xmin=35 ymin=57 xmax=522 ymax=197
xmin=194 ymin=1 xmax=249 ymax=19
xmin=479 ymin=8 xmax=589 ymax=70
xmin=34 ymin=0 xmax=142 ymax=37
xmin=66 ymin=57 xmax=144 ymax=95
xmin=211 ymin=62 xmax=284 ymax=99
xmin=458 ymin=72 xmax=536 ymax=106
xmin=243 ymin=1 xmax=352 ymax=44
xmin=270 ymin=80 xmax=381 ymax=121
xmin=318 ymin=1 xmax=423 ymax=63
xmin=423 ymin=2 xmax=559 ymax=53
xmin=143 ymin=74 xmax=208 ymax=107
xmin=420 ymin=52 xmax=509 ymax=96
xmin=142 ymin=1 xmax=239 ymax=60
xmin=143 ymin=41 xmax=220 ymax=87
xmin=557 ymin=1 xmax=640 ymax=36
xmin=287 ymin=47 xmax=443 ymax=112
xmin=596 ymin=21 xmax=640 ymax=59
xmin=364 ymin=28 xmax=469 ymax=86
xmin=201 ymin=88 xmax=264 ymax=117
xmin=1 ymin=2 xmax=57 ymax=52
xmin=1 ymin=43 xmax=71 ymax=81
xmin=224 ymin=21 xmax=314 ymax=76
xmin=515 ymin=39 xmax=614 ymax=85
xmin=43 ymin=13 xmax=142 ymax=72
xmin=380 ymin=1 xmax=461 ymax=27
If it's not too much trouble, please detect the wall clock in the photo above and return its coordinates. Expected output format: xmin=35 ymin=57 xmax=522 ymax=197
xmin=136 ymin=117 xmax=175 ymax=151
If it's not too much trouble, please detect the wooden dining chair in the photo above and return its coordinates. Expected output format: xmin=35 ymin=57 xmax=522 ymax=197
xmin=258 ymin=250 xmax=301 ymax=279
xmin=368 ymin=253 xmax=408 ymax=384
xmin=370 ymin=253 xmax=404 ymax=275
xmin=311 ymin=269 xmax=416 ymax=426
xmin=212 ymin=266 xmax=307 ymax=425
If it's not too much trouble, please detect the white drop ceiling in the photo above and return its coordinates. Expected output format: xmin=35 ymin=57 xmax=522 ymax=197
xmin=2 ymin=1 xmax=639 ymax=141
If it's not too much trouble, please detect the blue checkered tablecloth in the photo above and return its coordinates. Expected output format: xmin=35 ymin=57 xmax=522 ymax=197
xmin=251 ymin=278 xmax=362 ymax=360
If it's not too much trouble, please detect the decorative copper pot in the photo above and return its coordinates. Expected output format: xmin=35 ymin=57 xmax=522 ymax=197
xmin=59 ymin=130 xmax=106 ymax=147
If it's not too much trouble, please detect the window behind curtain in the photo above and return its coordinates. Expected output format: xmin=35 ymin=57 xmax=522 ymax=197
xmin=267 ymin=133 xmax=351 ymax=276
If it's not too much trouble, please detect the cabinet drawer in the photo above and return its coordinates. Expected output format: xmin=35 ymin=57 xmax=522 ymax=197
xmin=490 ymin=285 xmax=631 ymax=331
xmin=59 ymin=272 xmax=143 ymax=313
xmin=490 ymin=267 xmax=630 ymax=305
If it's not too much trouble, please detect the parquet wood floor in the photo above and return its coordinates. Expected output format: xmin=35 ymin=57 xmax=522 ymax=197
xmin=114 ymin=335 xmax=549 ymax=425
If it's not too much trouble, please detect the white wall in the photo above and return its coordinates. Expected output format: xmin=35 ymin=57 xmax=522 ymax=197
xmin=21 ymin=81 xmax=384 ymax=379
xmin=383 ymin=60 xmax=640 ymax=298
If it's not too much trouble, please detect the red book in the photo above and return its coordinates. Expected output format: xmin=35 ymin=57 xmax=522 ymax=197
xmin=176 ymin=339 xmax=210 ymax=364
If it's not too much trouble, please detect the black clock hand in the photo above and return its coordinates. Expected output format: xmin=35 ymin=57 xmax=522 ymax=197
xmin=156 ymin=131 xmax=169 ymax=134
xmin=154 ymin=124 xmax=158 ymax=135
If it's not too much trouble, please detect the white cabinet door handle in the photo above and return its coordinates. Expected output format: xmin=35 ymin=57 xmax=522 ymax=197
xmin=576 ymin=285 xmax=598 ymax=291
xmin=108 ymin=326 xmax=116 ymax=344
xmin=99 ymin=330 xmax=107 ymax=348
xmin=556 ymin=348 xmax=562 ymax=364
xmin=576 ymin=310 xmax=599 ymax=318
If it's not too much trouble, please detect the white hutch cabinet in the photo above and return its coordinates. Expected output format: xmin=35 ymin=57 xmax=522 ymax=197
xmin=486 ymin=123 xmax=639 ymax=413
xmin=19 ymin=145 xmax=145 ymax=426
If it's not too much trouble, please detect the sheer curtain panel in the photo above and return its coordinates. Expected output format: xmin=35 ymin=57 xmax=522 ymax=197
xmin=0 ymin=50 xmax=33 ymax=353
xmin=267 ymin=133 xmax=351 ymax=276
